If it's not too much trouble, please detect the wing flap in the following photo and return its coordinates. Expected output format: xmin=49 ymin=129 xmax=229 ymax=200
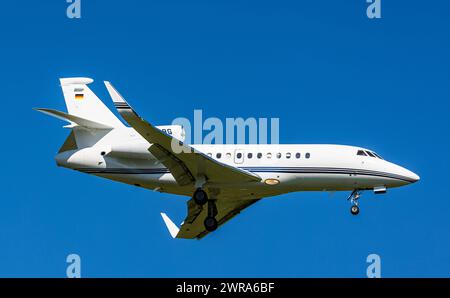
xmin=149 ymin=144 xmax=195 ymax=186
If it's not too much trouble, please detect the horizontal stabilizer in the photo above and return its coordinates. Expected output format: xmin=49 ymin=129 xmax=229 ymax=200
xmin=160 ymin=213 xmax=180 ymax=239
xmin=34 ymin=108 xmax=114 ymax=129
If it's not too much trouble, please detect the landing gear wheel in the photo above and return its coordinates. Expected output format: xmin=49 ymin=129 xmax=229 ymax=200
xmin=351 ymin=205 xmax=360 ymax=216
xmin=193 ymin=188 xmax=208 ymax=206
xmin=204 ymin=216 xmax=218 ymax=231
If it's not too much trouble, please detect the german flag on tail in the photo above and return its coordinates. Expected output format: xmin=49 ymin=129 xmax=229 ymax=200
xmin=75 ymin=94 xmax=84 ymax=100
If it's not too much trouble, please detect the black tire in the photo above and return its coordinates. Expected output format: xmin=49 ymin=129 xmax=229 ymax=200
xmin=193 ymin=188 xmax=208 ymax=206
xmin=204 ymin=216 xmax=218 ymax=232
xmin=351 ymin=205 xmax=360 ymax=216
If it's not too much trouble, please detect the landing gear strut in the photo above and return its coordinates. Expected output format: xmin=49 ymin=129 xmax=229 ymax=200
xmin=204 ymin=200 xmax=218 ymax=232
xmin=348 ymin=189 xmax=362 ymax=216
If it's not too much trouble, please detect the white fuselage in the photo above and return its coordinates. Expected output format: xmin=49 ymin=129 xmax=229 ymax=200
xmin=55 ymin=127 xmax=419 ymax=200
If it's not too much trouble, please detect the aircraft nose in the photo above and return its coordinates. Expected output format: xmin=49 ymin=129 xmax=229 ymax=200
xmin=399 ymin=166 xmax=420 ymax=184
xmin=388 ymin=162 xmax=420 ymax=184
xmin=408 ymin=171 xmax=420 ymax=183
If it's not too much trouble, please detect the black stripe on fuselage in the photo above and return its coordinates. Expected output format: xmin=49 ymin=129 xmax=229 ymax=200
xmin=78 ymin=168 xmax=170 ymax=174
xmin=240 ymin=167 xmax=412 ymax=182
xmin=75 ymin=167 xmax=414 ymax=183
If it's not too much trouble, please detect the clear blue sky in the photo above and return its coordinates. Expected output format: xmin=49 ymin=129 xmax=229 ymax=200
xmin=0 ymin=0 xmax=449 ymax=277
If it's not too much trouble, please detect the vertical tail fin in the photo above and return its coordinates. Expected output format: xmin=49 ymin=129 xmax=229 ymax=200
xmin=60 ymin=77 xmax=124 ymax=128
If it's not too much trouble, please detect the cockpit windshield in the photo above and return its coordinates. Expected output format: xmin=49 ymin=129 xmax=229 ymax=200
xmin=357 ymin=150 xmax=367 ymax=156
xmin=357 ymin=150 xmax=383 ymax=159
xmin=372 ymin=152 xmax=383 ymax=159
xmin=366 ymin=151 xmax=376 ymax=157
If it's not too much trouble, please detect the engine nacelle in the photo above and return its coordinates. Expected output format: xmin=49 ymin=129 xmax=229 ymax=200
xmin=155 ymin=125 xmax=186 ymax=142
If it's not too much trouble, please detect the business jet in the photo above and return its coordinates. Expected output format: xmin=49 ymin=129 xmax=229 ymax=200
xmin=35 ymin=78 xmax=420 ymax=239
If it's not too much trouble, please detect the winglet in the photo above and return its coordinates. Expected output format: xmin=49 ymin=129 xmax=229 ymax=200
xmin=104 ymin=81 xmax=131 ymax=108
xmin=160 ymin=213 xmax=180 ymax=239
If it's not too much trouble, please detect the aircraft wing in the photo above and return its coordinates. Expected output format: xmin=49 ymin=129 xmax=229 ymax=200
xmin=105 ymin=81 xmax=261 ymax=186
xmin=162 ymin=198 xmax=260 ymax=239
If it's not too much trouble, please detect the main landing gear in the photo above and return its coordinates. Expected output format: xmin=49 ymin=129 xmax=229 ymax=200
xmin=193 ymin=188 xmax=208 ymax=206
xmin=348 ymin=189 xmax=362 ymax=216
xmin=192 ymin=188 xmax=218 ymax=232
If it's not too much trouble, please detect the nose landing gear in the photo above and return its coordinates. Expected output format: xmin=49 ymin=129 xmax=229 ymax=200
xmin=348 ymin=189 xmax=362 ymax=216
xmin=350 ymin=205 xmax=360 ymax=215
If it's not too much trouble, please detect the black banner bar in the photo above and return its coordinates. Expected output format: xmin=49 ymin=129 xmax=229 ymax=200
xmin=0 ymin=278 xmax=448 ymax=295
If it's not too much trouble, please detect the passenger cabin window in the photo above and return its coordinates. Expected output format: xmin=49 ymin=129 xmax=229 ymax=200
xmin=267 ymin=153 xmax=272 ymax=159
xmin=305 ymin=153 xmax=310 ymax=159
xmin=357 ymin=150 xmax=367 ymax=156
xmin=276 ymin=153 xmax=282 ymax=159
xmin=216 ymin=153 xmax=222 ymax=159
xmin=286 ymin=153 xmax=291 ymax=159
xmin=247 ymin=153 xmax=253 ymax=159
xmin=296 ymin=153 xmax=301 ymax=159
xmin=257 ymin=153 xmax=262 ymax=159
xmin=236 ymin=153 xmax=242 ymax=159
